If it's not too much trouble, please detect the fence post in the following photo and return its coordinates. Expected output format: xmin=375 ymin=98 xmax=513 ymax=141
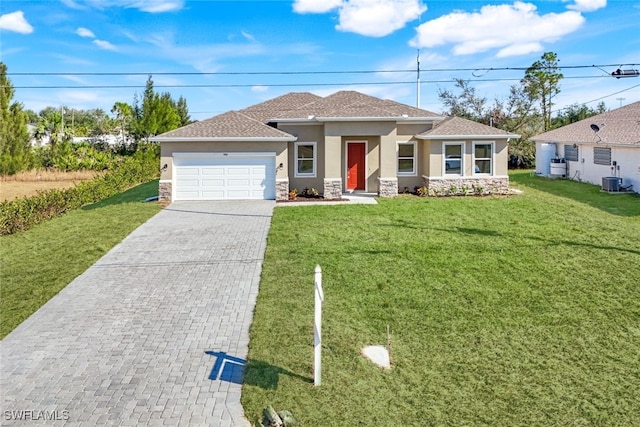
xmin=314 ymin=265 xmax=324 ymax=386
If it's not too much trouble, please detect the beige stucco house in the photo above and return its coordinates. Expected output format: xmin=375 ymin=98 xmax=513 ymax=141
xmin=532 ymin=101 xmax=640 ymax=193
xmin=152 ymin=91 xmax=519 ymax=201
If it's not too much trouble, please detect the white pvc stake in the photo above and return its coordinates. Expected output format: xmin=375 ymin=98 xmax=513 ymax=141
xmin=314 ymin=265 xmax=324 ymax=386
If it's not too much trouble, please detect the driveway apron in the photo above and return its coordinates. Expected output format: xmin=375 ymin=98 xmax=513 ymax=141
xmin=1 ymin=201 xmax=275 ymax=426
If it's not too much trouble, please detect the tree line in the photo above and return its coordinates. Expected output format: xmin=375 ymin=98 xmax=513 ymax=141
xmin=1 ymin=62 xmax=191 ymax=175
xmin=437 ymin=52 xmax=607 ymax=167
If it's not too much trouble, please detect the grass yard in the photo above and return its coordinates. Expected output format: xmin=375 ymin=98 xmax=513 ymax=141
xmin=0 ymin=180 xmax=162 ymax=338
xmin=243 ymin=171 xmax=640 ymax=426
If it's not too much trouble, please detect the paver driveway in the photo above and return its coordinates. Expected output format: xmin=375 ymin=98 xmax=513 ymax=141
xmin=1 ymin=201 xmax=275 ymax=426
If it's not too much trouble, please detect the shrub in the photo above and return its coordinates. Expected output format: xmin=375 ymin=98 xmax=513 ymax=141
xmin=0 ymin=152 xmax=159 ymax=235
xmin=299 ymin=187 xmax=320 ymax=198
xmin=414 ymin=186 xmax=429 ymax=197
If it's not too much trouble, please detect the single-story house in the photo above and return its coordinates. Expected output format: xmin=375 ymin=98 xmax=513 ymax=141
xmin=152 ymin=91 xmax=519 ymax=201
xmin=532 ymin=101 xmax=640 ymax=193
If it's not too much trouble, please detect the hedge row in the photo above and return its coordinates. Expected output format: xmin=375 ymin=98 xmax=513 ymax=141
xmin=0 ymin=154 xmax=160 ymax=235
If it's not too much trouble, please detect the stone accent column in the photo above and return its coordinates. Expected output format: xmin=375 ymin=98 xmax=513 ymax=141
xmin=159 ymin=181 xmax=172 ymax=202
xmin=378 ymin=177 xmax=398 ymax=198
xmin=323 ymin=178 xmax=343 ymax=200
xmin=421 ymin=176 xmax=510 ymax=196
xmin=276 ymin=178 xmax=289 ymax=201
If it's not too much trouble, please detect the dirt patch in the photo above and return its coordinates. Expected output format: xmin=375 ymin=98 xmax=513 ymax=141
xmin=0 ymin=170 xmax=100 ymax=202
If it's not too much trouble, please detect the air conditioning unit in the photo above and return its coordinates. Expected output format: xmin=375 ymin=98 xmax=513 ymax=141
xmin=602 ymin=177 xmax=621 ymax=191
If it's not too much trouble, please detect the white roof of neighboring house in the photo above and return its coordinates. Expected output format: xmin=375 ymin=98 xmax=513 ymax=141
xmin=531 ymin=101 xmax=640 ymax=145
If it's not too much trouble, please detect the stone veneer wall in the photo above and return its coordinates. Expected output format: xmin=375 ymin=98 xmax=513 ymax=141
xmin=421 ymin=176 xmax=509 ymax=196
xmin=379 ymin=177 xmax=399 ymax=198
xmin=159 ymin=181 xmax=172 ymax=202
xmin=323 ymin=178 xmax=343 ymax=200
xmin=276 ymin=179 xmax=289 ymax=201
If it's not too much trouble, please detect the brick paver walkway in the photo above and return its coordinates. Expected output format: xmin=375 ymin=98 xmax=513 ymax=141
xmin=1 ymin=201 xmax=275 ymax=426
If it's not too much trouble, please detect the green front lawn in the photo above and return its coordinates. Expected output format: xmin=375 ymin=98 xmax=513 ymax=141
xmin=0 ymin=180 xmax=162 ymax=338
xmin=243 ymin=171 xmax=640 ymax=426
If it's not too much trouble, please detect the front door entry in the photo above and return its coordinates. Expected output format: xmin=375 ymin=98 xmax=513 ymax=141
xmin=347 ymin=142 xmax=366 ymax=191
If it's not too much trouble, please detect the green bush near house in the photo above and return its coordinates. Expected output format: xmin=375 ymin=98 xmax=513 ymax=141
xmin=0 ymin=148 xmax=159 ymax=235
xmin=242 ymin=171 xmax=640 ymax=426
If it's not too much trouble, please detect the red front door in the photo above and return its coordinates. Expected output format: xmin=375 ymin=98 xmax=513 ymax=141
xmin=347 ymin=143 xmax=366 ymax=191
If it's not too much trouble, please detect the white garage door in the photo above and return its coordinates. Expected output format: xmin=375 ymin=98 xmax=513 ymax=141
xmin=174 ymin=153 xmax=276 ymax=200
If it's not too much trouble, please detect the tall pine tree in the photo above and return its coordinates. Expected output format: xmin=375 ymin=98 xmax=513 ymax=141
xmin=522 ymin=52 xmax=563 ymax=132
xmin=0 ymin=62 xmax=31 ymax=175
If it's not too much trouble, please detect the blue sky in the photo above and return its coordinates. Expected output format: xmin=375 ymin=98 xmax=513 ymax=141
xmin=1 ymin=0 xmax=639 ymax=121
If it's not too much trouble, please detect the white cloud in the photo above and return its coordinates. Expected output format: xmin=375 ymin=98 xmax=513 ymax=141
xmin=241 ymin=30 xmax=256 ymax=42
xmin=132 ymin=1 xmax=184 ymax=13
xmin=293 ymin=0 xmax=426 ymax=37
xmin=61 ymin=0 xmax=184 ymax=13
xmin=411 ymin=2 xmax=585 ymax=57
xmin=567 ymin=0 xmax=606 ymax=12
xmin=0 ymin=11 xmax=34 ymax=34
xmin=251 ymin=85 xmax=269 ymax=92
xmin=293 ymin=0 xmax=342 ymax=14
xmin=60 ymin=0 xmax=87 ymax=10
xmin=93 ymin=39 xmax=117 ymax=51
xmin=76 ymin=27 xmax=95 ymax=38
xmin=337 ymin=0 xmax=427 ymax=37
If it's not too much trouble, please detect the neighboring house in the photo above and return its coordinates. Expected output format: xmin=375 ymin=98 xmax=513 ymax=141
xmin=27 ymin=124 xmax=50 ymax=147
xmin=532 ymin=101 xmax=640 ymax=193
xmin=72 ymin=135 xmax=122 ymax=145
xmin=152 ymin=91 xmax=519 ymax=202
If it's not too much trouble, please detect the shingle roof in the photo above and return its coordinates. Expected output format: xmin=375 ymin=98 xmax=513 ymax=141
xmin=531 ymin=101 xmax=640 ymax=145
xmin=154 ymin=111 xmax=295 ymax=140
xmin=154 ymin=91 xmax=443 ymax=140
xmin=416 ymin=116 xmax=520 ymax=139
xmin=271 ymin=90 xmax=441 ymax=119
xmin=239 ymin=92 xmax=322 ymax=122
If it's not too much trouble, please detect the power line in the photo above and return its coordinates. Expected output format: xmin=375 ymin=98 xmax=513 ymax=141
xmin=6 ymin=75 xmax=624 ymax=89
xmin=556 ymin=83 xmax=640 ymax=111
xmin=6 ymin=63 xmax=639 ymax=77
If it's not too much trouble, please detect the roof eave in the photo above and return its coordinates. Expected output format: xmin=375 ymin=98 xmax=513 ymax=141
xmin=151 ymin=136 xmax=297 ymax=143
xmin=531 ymin=138 xmax=639 ymax=146
xmin=416 ymin=134 xmax=520 ymax=140
xmin=271 ymin=116 xmax=444 ymax=123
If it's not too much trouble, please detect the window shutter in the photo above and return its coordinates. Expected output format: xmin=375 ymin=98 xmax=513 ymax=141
xmin=564 ymin=145 xmax=578 ymax=162
xmin=593 ymin=147 xmax=611 ymax=165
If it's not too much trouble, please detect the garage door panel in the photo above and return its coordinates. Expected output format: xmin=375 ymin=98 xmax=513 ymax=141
xmin=178 ymin=178 xmax=200 ymax=187
xmin=176 ymin=168 xmax=200 ymax=177
xmin=174 ymin=155 xmax=275 ymax=200
xmin=176 ymin=190 xmax=200 ymax=199
xmin=228 ymin=178 xmax=252 ymax=186
xmin=202 ymin=178 xmax=225 ymax=186
xmin=201 ymin=190 xmax=226 ymax=198
xmin=227 ymin=190 xmax=252 ymax=198
xmin=228 ymin=167 xmax=252 ymax=176
xmin=202 ymin=168 xmax=223 ymax=176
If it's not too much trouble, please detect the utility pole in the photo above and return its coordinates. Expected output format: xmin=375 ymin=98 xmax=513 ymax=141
xmin=616 ymin=97 xmax=625 ymax=108
xmin=61 ymin=106 xmax=65 ymax=139
xmin=416 ymin=48 xmax=421 ymax=109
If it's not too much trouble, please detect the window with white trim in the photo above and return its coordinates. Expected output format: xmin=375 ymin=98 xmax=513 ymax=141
xmin=473 ymin=142 xmax=493 ymax=174
xmin=295 ymin=142 xmax=316 ymax=177
xmin=444 ymin=143 xmax=463 ymax=175
xmin=397 ymin=142 xmax=416 ymax=176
